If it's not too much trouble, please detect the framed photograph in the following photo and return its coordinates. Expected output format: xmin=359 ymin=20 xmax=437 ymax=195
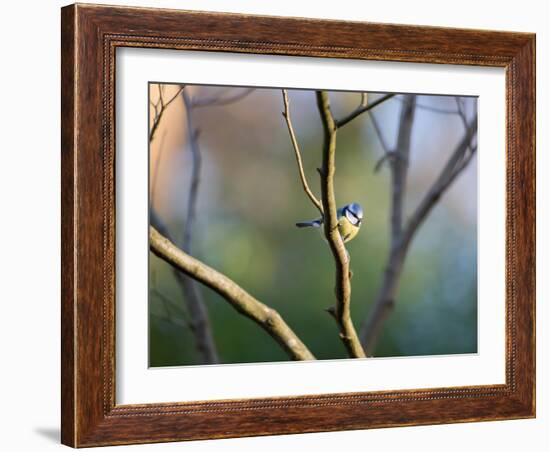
xmin=61 ymin=3 xmax=535 ymax=447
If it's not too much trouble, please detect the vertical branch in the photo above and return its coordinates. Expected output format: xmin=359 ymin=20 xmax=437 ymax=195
xmin=316 ymin=91 xmax=366 ymax=359
xmin=359 ymin=95 xmax=416 ymax=356
xmin=390 ymin=95 xmax=416 ymax=238
xmin=181 ymin=90 xmax=202 ymax=255
xmin=150 ymin=131 xmax=166 ymax=209
xmin=175 ymin=88 xmax=220 ymax=364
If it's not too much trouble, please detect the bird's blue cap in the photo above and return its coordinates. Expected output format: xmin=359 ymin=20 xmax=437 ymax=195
xmin=347 ymin=202 xmax=363 ymax=219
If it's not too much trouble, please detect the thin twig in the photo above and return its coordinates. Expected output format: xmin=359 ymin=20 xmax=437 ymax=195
xmin=151 ymin=288 xmax=193 ymax=330
xmin=316 ymin=91 xmax=366 ymax=359
xmin=281 ymin=89 xmax=324 ymax=215
xmin=192 ymin=87 xmax=255 ymax=108
xmin=150 ymin=227 xmax=316 ymax=361
xmin=149 ymin=84 xmax=185 ymax=142
xmin=368 ymin=110 xmax=392 ymax=156
xmin=369 ymin=110 xmax=395 ymax=173
xmin=392 ymin=95 xmax=461 ymax=115
xmin=335 ymin=93 xmax=395 ymax=129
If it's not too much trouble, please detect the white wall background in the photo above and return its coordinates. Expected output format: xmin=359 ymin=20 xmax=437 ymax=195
xmin=0 ymin=1 xmax=545 ymax=451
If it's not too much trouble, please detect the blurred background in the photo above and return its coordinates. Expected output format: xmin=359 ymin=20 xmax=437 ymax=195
xmin=148 ymin=83 xmax=477 ymax=366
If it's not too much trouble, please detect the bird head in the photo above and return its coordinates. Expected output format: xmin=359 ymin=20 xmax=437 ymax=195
xmin=344 ymin=202 xmax=363 ymax=226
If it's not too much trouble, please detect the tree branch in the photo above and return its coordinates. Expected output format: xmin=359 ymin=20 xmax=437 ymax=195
xmin=335 ymin=93 xmax=395 ymax=129
xmin=390 ymin=95 xmax=416 ymax=238
xmin=150 ymin=208 xmax=220 ymax=364
xmin=192 ymin=87 xmax=255 ymax=108
xmin=316 ymin=91 xmax=366 ymax=359
xmin=150 ymin=130 xmax=166 ymax=208
xmin=393 ymin=95 xmax=461 ymax=115
xmin=402 ymin=114 xmax=478 ymax=249
xmin=149 ymin=84 xmax=185 ymax=142
xmin=150 ymin=227 xmax=316 ymax=361
xmin=360 ymin=109 xmax=478 ymax=355
xmin=151 ymin=288 xmax=193 ymax=330
xmin=281 ymin=89 xmax=324 ymax=215
xmin=177 ymin=88 xmax=220 ymax=364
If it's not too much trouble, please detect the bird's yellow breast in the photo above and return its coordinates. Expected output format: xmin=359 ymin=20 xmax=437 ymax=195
xmin=338 ymin=217 xmax=360 ymax=243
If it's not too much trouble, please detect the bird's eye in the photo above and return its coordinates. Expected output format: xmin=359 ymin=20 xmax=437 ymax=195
xmin=346 ymin=209 xmax=360 ymax=224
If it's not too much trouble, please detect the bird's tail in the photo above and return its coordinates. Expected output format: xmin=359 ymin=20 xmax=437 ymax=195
xmin=295 ymin=219 xmax=322 ymax=228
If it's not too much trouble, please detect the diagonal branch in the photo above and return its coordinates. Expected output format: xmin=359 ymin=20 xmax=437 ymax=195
xmin=335 ymin=93 xmax=395 ymax=129
xmin=316 ymin=91 xmax=366 ymax=359
xmin=402 ymin=114 xmax=478 ymax=249
xmin=360 ymin=110 xmax=478 ymax=355
xmin=150 ymin=227 xmax=316 ymax=361
xmin=281 ymin=89 xmax=324 ymax=215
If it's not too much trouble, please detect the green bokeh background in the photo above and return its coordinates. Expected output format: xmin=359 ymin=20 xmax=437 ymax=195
xmin=149 ymin=86 xmax=478 ymax=366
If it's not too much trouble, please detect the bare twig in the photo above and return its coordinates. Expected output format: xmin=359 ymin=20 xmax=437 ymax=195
xmin=281 ymin=89 xmax=324 ymax=215
xmin=360 ymin=106 xmax=478 ymax=355
xmin=335 ymin=93 xmax=395 ymax=129
xmin=151 ymin=288 xmax=193 ymax=330
xmin=149 ymin=84 xmax=185 ymax=142
xmin=393 ymin=95 xmax=460 ymax=115
xmin=368 ymin=110 xmax=392 ymax=156
xmin=316 ymin=91 xmax=366 ymax=359
xmin=369 ymin=110 xmax=396 ymax=173
xmin=192 ymin=87 xmax=255 ymax=108
xmin=150 ymin=227 xmax=316 ymax=361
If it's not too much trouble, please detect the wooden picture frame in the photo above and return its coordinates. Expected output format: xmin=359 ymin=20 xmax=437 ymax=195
xmin=61 ymin=3 xmax=535 ymax=447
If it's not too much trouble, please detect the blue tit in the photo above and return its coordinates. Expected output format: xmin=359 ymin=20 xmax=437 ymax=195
xmin=296 ymin=202 xmax=364 ymax=243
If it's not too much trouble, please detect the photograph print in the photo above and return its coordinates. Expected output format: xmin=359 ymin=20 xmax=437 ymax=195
xmin=148 ymin=83 xmax=478 ymax=367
